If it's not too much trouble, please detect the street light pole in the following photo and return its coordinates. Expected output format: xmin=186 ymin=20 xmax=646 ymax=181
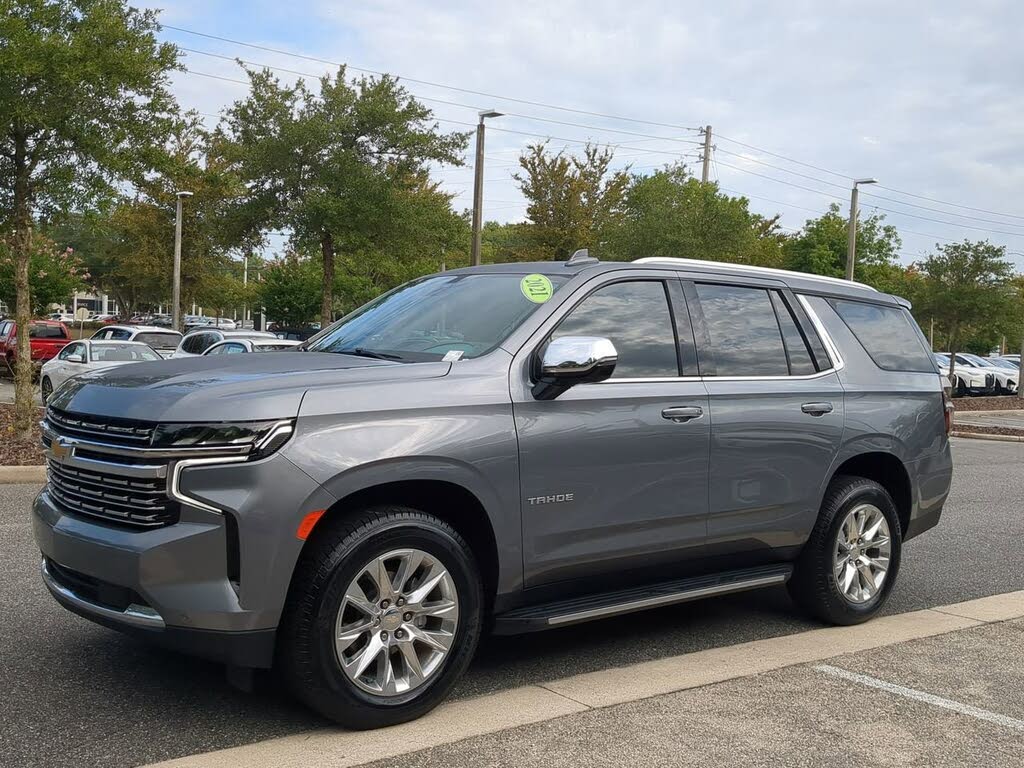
xmin=172 ymin=191 xmax=193 ymax=332
xmin=470 ymin=110 xmax=503 ymax=267
xmin=846 ymin=177 xmax=878 ymax=281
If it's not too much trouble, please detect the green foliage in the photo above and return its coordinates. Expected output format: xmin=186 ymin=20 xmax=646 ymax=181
xmin=782 ymin=203 xmax=903 ymax=292
xmin=512 ymin=143 xmax=631 ymax=261
xmin=257 ymin=256 xmax=322 ymax=327
xmin=908 ymin=240 xmax=1017 ymax=355
xmin=605 ymin=164 xmax=780 ymax=264
xmin=0 ymin=235 xmax=86 ymax=314
xmin=219 ymin=66 xmax=469 ymax=324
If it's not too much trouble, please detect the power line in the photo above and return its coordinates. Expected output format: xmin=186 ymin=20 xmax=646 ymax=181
xmin=163 ymin=24 xmax=701 ymax=134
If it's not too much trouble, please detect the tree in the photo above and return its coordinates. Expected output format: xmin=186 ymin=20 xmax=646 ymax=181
xmin=783 ymin=203 xmax=903 ymax=291
xmin=605 ymin=163 xmax=782 ymax=264
xmin=910 ymin=240 xmax=1016 ymax=382
xmin=0 ymin=235 xmax=87 ymax=314
xmin=257 ymin=255 xmax=322 ymax=327
xmin=513 ymin=143 xmax=631 ymax=261
xmin=220 ymin=67 xmax=469 ymax=326
xmin=0 ymin=0 xmax=178 ymax=438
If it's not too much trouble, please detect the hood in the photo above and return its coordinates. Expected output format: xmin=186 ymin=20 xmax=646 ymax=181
xmin=48 ymin=352 xmax=451 ymax=423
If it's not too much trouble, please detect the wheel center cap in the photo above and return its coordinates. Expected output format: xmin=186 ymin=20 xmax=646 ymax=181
xmin=381 ymin=610 xmax=403 ymax=631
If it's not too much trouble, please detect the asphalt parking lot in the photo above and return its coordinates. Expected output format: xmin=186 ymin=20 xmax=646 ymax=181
xmin=2 ymin=438 xmax=1023 ymax=768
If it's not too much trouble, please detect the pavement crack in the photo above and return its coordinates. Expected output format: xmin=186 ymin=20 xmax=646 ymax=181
xmin=535 ymin=682 xmax=593 ymax=709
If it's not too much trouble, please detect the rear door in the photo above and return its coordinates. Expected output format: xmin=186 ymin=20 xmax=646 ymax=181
xmin=684 ymin=278 xmax=844 ymax=557
xmin=512 ymin=273 xmax=710 ymax=588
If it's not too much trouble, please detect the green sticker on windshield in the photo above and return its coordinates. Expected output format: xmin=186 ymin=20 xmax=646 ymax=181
xmin=520 ymin=273 xmax=553 ymax=303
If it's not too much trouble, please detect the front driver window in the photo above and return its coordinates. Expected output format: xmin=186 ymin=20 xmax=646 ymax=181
xmin=551 ymin=280 xmax=679 ymax=379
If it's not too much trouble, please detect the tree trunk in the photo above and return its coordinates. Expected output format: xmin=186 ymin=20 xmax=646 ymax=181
xmin=12 ymin=139 xmax=35 ymax=441
xmin=320 ymin=230 xmax=335 ymax=327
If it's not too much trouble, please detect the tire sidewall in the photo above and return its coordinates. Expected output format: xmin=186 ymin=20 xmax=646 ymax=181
xmin=295 ymin=516 xmax=482 ymax=725
xmin=41 ymin=376 xmax=52 ymax=403
xmin=821 ymin=482 xmax=902 ymax=619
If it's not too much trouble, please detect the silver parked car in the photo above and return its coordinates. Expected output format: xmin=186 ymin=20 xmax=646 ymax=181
xmin=39 ymin=340 xmax=163 ymax=402
xmin=33 ymin=254 xmax=952 ymax=729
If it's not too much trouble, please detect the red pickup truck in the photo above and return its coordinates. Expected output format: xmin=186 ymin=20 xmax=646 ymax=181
xmin=0 ymin=319 xmax=72 ymax=372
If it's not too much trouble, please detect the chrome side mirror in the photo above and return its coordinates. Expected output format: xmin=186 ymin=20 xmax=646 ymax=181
xmin=66 ymin=354 xmax=84 ymax=364
xmin=532 ymin=336 xmax=618 ymax=400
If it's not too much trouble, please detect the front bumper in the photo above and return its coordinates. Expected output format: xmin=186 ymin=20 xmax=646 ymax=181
xmin=32 ymin=447 xmax=334 ymax=668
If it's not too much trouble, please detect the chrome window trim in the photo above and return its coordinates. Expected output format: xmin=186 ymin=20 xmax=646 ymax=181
xmin=633 ymin=257 xmax=878 ymax=292
xmin=796 ymin=294 xmax=845 ymax=373
xmin=40 ymin=422 xmax=251 ymax=460
xmin=168 ymin=455 xmax=248 ymax=514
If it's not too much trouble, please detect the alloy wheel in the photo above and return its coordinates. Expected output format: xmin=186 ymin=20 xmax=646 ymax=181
xmin=334 ymin=548 xmax=459 ymax=696
xmin=833 ymin=503 xmax=891 ymax=604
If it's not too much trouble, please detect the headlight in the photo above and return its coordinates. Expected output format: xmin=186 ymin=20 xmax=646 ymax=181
xmin=151 ymin=419 xmax=294 ymax=458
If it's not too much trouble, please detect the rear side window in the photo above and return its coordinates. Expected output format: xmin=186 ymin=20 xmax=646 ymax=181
xmin=694 ymin=284 xmax=789 ymax=376
xmin=552 ymin=280 xmax=679 ymax=379
xmin=830 ymin=299 xmax=934 ymax=372
xmin=770 ymin=292 xmax=817 ymax=376
xmin=182 ymin=333 xmax=211 ymax=354
xmin=134 ymin=332 xmax=181 ymax=348
xmin=29 ymin=324 xmax=67 ymax=339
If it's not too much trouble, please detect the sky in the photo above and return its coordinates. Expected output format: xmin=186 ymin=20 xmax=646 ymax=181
xmin=149 ymin=0 xmax=1024 ymax=266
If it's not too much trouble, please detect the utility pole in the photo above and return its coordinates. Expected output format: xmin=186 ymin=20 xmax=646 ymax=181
xmin=701 ymin=125 xmax=713 ymax=183
xmin=243 ymin=252 xmax=249 ymax=327
xmin=172 ymin=191 xmax=193 ymax=332
xmin=929 ymin=318 xmax=935 ymax=350
xmin=470 ymin=110 xmax=503 ymax=267
xmin=846 ymin=178 xmax=878 ymax=281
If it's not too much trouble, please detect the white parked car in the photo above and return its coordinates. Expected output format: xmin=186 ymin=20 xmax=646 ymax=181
xmin=934 ymin=353 xmax=993 ymax=397
xmin=203 ymin=338 xmax=302 ymax=355
xmin=90 ymin=325 xmax=183 ymax=359
xmin=39 ymin=340 xmax=163 ymax=403
xmin=954 ymin=353 xmax=1017 ymax=394
xmin=172 ymin=328 xmax=277 ymax=358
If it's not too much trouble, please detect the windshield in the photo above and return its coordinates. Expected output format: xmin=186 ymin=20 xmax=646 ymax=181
xmin=959 ymin=353 xmax=991 ymax=368
xmin=306 ymin=272 xmax=568 ymax=362
xmin=934 ymin=354 xmax=950 ymax=367
xmin=91 ymin=344 xmax=162 ymax=362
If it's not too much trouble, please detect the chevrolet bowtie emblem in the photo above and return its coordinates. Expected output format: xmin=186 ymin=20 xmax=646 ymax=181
xmin=51 ymin=438 xmax=71 ymax=461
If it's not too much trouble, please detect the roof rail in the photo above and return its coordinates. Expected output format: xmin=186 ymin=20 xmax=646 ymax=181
xmin=633 ymin=257 xmax=878 ymax=292
xmin=565 ymin=249 xmax=599 ymax=266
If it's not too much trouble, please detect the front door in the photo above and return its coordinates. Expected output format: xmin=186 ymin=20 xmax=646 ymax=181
xmin=512 ymin=276 xmax=710 ymax=589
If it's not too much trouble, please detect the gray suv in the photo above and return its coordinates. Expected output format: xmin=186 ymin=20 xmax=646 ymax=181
xmin=32 ymin=255 xmax=953 ymax=729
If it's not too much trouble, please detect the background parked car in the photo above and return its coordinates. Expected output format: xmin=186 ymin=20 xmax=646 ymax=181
xmin=0 ymin=319 xmax=71 ymax=372
xmin=172 ymin=328 xmax=277 ymax=358
xmin=202 ymin=338 xmax=302 ymax=355
xmin=268 ymin=325 xmax=321 ymax=341
xmin=953 ymin=352 xmax=1017 ymax=394
xmin=90 ymin=325 xmax=183 ymax=359
xmin=934 ymin=353 xmax=993 ymax=397
xmin=39 ymin=340 xmax=163 ymax=402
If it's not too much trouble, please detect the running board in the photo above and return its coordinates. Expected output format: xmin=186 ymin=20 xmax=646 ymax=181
xmin=492 ymin=564 xmax=792 ymax=634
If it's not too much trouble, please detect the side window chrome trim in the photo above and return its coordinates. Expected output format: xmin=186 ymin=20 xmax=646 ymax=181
xmin=797 ymin=294 xmax=844 ymax=373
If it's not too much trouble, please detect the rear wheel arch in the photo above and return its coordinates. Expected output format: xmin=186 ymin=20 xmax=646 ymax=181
xmin=826 ymin=451 xmax=912 ymax=538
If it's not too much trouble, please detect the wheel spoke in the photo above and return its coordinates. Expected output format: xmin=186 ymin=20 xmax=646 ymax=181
xmin=344 ymin=581 xmax=377 ymax=617
xmin=336 ymin=620 xmax=374 ymax=652
xmin=399 ymin=639 xmax=425 ymax=682
xmin=371 ymin=556 xmax=398 ymax=603
xmin=862 ymin=516 xmax=885 ymax=543
xmin=408 ymin=624 xmax=454 ymax=653
xmin=857 ymin=561 xmax=877 ymax=593
xmin=420 ymin=598 xmax=458 ymax=619
xmin=392 ymin=550 xmax=424 ymax=596
xmin=407 ymin=568 xmax=447 ymax=606
xmin=841 ymin=562 xmax=857 ymax=594
xmin=345 ymin=633 xmax=385 ymax=680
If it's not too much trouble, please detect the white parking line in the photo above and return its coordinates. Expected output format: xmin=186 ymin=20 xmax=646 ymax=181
xmin=815 ymin=664 xmax=1024 ymax=733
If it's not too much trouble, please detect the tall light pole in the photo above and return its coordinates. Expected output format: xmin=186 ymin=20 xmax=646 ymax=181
xmin=172 ymin=191 xmax=193 ymax=331
xmin=846 ymin=177 xmax=878 ymax=281
xmin=470 ymin=110 xmax=503 ymax=267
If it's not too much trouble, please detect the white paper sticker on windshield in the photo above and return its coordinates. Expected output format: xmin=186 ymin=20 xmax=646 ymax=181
xmin=442 ymin=350 xmax=465 ymax=362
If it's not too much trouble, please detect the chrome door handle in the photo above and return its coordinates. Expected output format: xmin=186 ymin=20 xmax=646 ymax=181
xmin=662 ymin=406 xmax=704 ymax=423
xmin=801 ymin=402 xmax=834 ymax=416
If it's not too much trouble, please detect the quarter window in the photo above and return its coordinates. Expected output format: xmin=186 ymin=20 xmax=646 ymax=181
xmin=770 ymin=292 xmax=818 ymax=376
xmin=551 ymin=280 xmax=679 ymax=379
xmin=694 ymin=284 xmax=789 ymax=377
xmin=830 ymin=299 xmax=934 ymax=372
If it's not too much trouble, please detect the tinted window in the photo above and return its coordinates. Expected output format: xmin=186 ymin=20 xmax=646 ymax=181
xmin=831 ymin=300 xmax=934 ymax=372
xmin=770 ymin=292 xmax=817 ymax=375
xmin=134 ymin=332 xmax=181 ymax=349
xmin=695 ymin=284 xmax=788 ymax=376
xmin=551 ymin=281 xmax=679 ymax=378
xmin=59 ymin=342 xmax=85 ymax=360
xmin=91 ymin=344 xmax=162 ymax=362
xmin=29 ymin=324 xmax=67 ymax=339
xmin=183 ymin=333 xmax=215 ymax=354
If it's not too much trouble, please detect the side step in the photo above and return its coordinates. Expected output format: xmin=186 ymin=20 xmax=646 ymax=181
xmin=492 ymin=564 xmax=792 ymax=634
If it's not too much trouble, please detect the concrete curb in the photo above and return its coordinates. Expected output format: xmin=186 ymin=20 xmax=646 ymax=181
xmin=0 ymin=465 xmax=46 ymax=484
xmin=144 ymin=590 xmax=1024 ymax=768
xmin=950 ymin=431 xmax=1024 ymax=443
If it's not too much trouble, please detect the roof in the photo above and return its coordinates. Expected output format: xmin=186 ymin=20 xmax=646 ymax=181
xmin=442 ymin=258 xmax=892 ymax=302
xmin=183 ymin=328 xmax=275 ymax=338
xmin=102 ymin=325 xmax=181 ymax=334
xmin=86 ymin=339 xmax=153 ymax=346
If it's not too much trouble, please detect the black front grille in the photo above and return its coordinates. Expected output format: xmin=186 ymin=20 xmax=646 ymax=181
xmin=46 ymin=407 xmax=155 ymax=446
xmin=47 ymin=460 xmax=178 ymax=528
xmin=45 ymin=558 xmax=148 ymax=612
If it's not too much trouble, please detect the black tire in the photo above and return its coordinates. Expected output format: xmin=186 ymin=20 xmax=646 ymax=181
xmin=40 ymin=376 xmax=53 ymax=404
xmin=955 ymin=377 xmax=967 ymax=398
xmin=278 ymin=505 xmax=483 ymax=729
xmin=788 ymin=475 xmax=902 ymax=625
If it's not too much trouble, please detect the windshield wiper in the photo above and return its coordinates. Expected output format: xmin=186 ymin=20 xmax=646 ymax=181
xmin=337 ymin=347 xmax=404 ymax=361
